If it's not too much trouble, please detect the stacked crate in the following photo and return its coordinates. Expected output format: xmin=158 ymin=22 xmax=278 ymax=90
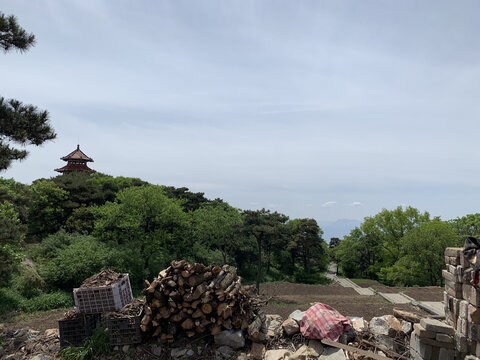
xmin=443 ymin=247 xmax=480 ymax=357
xmin=59 ymin=272 xmax=135 ymax=348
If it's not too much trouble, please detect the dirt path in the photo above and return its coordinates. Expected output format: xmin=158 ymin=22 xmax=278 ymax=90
xmin=0 ymin=309 xmax=67 ymax=333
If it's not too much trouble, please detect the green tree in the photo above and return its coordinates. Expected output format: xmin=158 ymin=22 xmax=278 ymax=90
xmin=0 ymin=12 xmax=55 ymax=170
xmin=242 ymin=209 xmax=289 ymax=292
xmin=28 ymin=180 xmax=68 ymax=240
xmin=290 ymin=218 xmax=327 ymax=274
xmin=382 ymin=219 xmax=461 ymax=286
xmin=191 ymin=200 xmax=242 ymax=265
xmin=449 ymin=214 xmax=480 ymax=238
xmin=0 ymin=201 xmax=24 ymax=285
xmin=93 ymin=185 xmax=189 ymax=287
xmin=162 ymin=186 xmax=210 ymax=212
xmin=336 ymin=206 xmax=430 ymax=280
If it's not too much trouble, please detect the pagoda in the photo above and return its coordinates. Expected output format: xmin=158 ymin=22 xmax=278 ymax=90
xmin=55 ymin=145 xmax=96 ymax=173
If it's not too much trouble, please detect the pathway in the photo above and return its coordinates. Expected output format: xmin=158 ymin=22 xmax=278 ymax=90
xmin=327 ymin=262 xmax=445 ymax=316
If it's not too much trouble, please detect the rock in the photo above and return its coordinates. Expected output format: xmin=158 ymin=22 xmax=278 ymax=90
xmin=215 ymin=345 xmax=234 ymax=360
xmin=288 ymin=310 xmax=306 ymax=324
xmin=171 ymin=348 xmax=188 ymax=358
xmin=264 ymin=349 xmax=291 ymax=360
xmin=289 ymin=341 xmax=324 ymax=359
xmin=214 ymin=330 xmax=245 ymax=349
xmin=30 ymin=355 xmax=53 ymax=360
xmin=264 ymin=315 xmax=283 ymax=339
xmin=370 ymin=315 xmax=402 ymax=337
xmin=122 ymin=344 xmax=130 ymax=353
xmin=0 ymin=347 xmax=5 ymax=358
xmin=236 ymin=353 xmax=248 ymax=360
xmin=282 ymin=318 xmax=299 ymax=335
xmin=152 ymin=345 xmax=162 ymax=356
xmin=349 ymin=317 xmax=367 ymax=333
xmin=249 ymin=342 xmax=265 ymax=359
xmin=319 ymin=346 xmax=347 ymax=359
xmin=44 ymin=329 xmax=58 ymax=336
xmin=401 ymin=320 xmax=412 ymax=334
xmin=186 ymin=349 xmax=194 ymax=356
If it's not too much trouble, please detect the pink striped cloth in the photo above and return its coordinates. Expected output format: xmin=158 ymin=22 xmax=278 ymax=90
xmin=300 ymin=302 xmax=351 ymax=341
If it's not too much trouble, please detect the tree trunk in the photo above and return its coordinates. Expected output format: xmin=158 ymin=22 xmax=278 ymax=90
xmin=256 ymin=237 xmax=262 ymax=294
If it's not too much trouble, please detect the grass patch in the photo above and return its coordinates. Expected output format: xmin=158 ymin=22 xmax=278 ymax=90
xmin=59 ymin=328 xmax=111 ymax=360
xmin=0 ymin=287 xmax=73 ymax=315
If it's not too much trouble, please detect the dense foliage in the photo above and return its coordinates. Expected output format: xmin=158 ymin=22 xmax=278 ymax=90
xmin=0 ymin=173 xmax=329 ymax=312
xmin=334 ymin=206 xmax=463 ymax=286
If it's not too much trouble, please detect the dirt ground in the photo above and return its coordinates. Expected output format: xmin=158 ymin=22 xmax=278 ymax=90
xmin=1 ymin=282 xmax=439 ymax=333
xmin=1 ymin=309 xmax=67 ymax=333
xmin=259 ymin=282 xmax=431 ymax=321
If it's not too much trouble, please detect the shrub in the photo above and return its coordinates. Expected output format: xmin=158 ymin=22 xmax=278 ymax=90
xmin=42 ymin=235 xmax=115 ymax=289
xmin=15 ymin=264 xmax=45 ymax=298
xmin=19 ymin=291 xmax=73 ymax=312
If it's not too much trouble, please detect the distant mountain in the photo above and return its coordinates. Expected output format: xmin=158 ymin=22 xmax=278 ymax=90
xmin=318 ymin=219 xmax=361 ymax=244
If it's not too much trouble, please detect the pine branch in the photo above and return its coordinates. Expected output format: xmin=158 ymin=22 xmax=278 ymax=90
xmin=0 ymin=12 xmax=35 ymax=52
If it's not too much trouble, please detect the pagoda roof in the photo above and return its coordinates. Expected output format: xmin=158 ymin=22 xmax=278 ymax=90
xmin=55 ymin=162 xmax=96 ymax=173
xmin=61 ymin=145 xmax=94 ymax=162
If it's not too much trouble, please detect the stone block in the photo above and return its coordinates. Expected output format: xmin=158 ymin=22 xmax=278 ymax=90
xmin=464 ymin=285 xmax=480 ymax=307
xmin=249 ymin=342 xmax=265 ymax=360
xmin=457 ymin=265 xmax=464 ymax=283
xmin=469 ymin=304 xmax=478 ymax=322
xmin=281 ymin=318 xmax=299 ymax=336
xmin=442 ymin=269 xmax=456 ymax=283
xmin=456 ymin=332 xmax=468 ymax=353
xmin=438 ymin=347 xmax=455 ymax=360
xmin=419 ymin=336 xmax=455 ymax=350
xmin=436 ymin=333 xmax=453 ymax=343
xmin=413 ymin=323 xmax=435 ymax=338
xmin=445 ymin=247 xmax=462 ymax=257
xmin=214 ymin=330 xmax=245 ymax=349
xmin=446 ymin=283 xmax=463 ymax=298
xmin=457 ymin=317 xmax=467 ymax=336
xmin=460 ymin=300 xmax=469 ymax=319
xmin=420 ymin=318 xmax=455 ymax=336
xmin=447 ymin=264 xmax=458 ymax=275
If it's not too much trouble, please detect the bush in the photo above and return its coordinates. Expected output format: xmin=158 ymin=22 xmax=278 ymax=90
xmin=0 ymin=288 xmax=73 ymax=315
xmin=15 ymin=264 xmax=45 ymax=298
xmin=41 ymin=234 xmax=116 ymax=289
xmin=20 ymin=291 xmax=73 ymax=312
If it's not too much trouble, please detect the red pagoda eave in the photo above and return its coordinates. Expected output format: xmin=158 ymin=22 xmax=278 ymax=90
xmin=55 ymin=163 xmax=96 ymax=173
xmin=61 ymin=145 xmax=94 ymax=162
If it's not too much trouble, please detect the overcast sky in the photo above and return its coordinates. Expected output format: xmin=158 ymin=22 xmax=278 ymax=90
xmin=2 ymin=0 xmax=480 ymax=225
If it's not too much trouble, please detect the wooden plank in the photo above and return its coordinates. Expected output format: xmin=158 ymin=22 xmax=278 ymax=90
xmin=320 ymin=339 xmax=390 ymax=360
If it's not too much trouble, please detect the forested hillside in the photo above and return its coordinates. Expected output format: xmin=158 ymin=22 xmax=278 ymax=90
xmin=0 ymin=172 xmax=328 ymax=314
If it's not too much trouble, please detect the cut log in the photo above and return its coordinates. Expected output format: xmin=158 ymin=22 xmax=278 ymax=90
xmin=192 ymin=308 xmax=204 ymax=318
xmin=159 ymin=307 xmax=170 ymax=319
xmin=171 ymin=260 xmax=187 ymax=269
xmin=217 ymin=302 xmax=228 ymax=317
xmin=210 ymin=325 xmax=222 ymax=335
xmin=181 ymin=318 xmax=195 ymax=330
xmin=171 ymin=312 xmax=187 ymax=322
xmin=201 ymin=303 xmax=213 ymax=315
xmin=191 ymin=299 xmax=201 ymax=309
xmin=186 ymin=330 xmax=196 ymax=337
xmin=218 ymin=268 xmax=236 ymax=289
xmin=212 ymin=266 xmax=221 ymax=276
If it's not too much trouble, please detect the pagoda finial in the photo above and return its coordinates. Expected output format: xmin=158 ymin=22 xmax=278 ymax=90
xmin=77 ymin=144 xmax=80 ymax=150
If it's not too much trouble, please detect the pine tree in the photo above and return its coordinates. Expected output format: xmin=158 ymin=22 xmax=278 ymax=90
xmin=0 ymin=12 xmax=56 ymax=170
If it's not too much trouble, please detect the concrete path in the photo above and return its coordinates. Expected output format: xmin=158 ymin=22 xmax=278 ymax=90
xmin=326 ymin=262 xmax=375 ymax=296
xmin=327 ymin=262 xmax=445 ymax=316
xmin=377 ymin=292 xmax=411 ymax=304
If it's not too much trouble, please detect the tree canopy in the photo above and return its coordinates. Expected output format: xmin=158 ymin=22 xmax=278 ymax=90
xmin=0 ymin=12 xmax=55 ymax=170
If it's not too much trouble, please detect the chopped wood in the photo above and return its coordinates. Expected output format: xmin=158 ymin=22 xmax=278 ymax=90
xmin=201 ymin=303 xmax=213 ymax=315
xmin=181 ymin=318 xmax=195 ymax=330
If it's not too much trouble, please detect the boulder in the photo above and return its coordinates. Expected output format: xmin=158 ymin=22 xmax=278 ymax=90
xmin=320 ymin=346 xmax=348 ymax=359
xmin=282 ymin=318 xmax=299 ymax=335
xmin=264 ymin=315 xmax=283 ymax=339
xmin=171 ymin=348 xmax=188 ymax=358
xmin=349 ymin=317 xmax=367 ymax=333
xmin=214 ymin=330 xmax=245 ymax=349
xmin=288 ymin=310 xmax=306 ymax=324
xmin=30 ymin=355 xmax=53 ymax=360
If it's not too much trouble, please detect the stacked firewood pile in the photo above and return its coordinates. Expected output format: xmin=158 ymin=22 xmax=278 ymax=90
xmin=140 ymin=260 xmax=261 ymax=343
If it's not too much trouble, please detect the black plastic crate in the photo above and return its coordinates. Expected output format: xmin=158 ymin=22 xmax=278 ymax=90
xmin=106 ymin=308 xmax=143 ymax=346
xmin=59 ymin=313 xmax=101 ymax=348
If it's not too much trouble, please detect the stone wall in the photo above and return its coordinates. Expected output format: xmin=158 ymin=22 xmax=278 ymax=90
xmin=444 ymin=247 xmax=480 ymax=358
